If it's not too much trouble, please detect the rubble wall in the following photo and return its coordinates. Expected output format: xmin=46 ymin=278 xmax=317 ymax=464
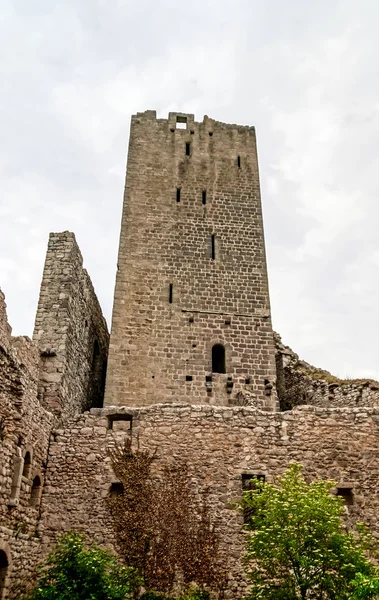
xmin=36 ymin=403 xmax=379 ymax=600
xmin=0 ymin=290 xmax=53 ymax=599
xmin=275 ymin=334 xmax=379 ymax=410
xmin=33 ymin=232 xmax=109 ymax=419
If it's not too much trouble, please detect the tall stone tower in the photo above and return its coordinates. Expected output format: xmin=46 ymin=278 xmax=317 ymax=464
xmin=105 ymin=110 xmax=277 ymax=408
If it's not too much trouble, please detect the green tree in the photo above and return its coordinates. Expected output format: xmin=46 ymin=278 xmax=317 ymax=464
xmin=241 ymin=463 xmax=378 ymax=599
xmin=24 ymin=532 xmax=141 ymax=600
xmin=350 ymin=573 xmax=379 ymax=599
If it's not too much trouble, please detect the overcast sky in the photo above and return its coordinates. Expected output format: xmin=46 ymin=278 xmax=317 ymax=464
xmin=1 ymin=0 xmax=379 ymax=380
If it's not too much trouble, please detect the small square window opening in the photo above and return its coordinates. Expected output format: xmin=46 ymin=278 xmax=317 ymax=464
xmin=337 ymin=487 xmax=354 ymax=505
xmin=176 ymin=116 xmax=187 ymax=130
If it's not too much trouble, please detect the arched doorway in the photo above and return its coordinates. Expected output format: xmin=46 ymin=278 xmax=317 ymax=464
xmin=0 ymin=549 xmax=9 ymax=599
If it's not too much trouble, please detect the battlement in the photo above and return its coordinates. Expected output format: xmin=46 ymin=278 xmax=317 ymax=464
xmin=133 ymin=109 xmax=255 ymax=132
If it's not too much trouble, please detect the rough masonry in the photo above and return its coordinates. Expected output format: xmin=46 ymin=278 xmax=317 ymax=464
xmin=105 ymin=111 xmax=277 ymax=409
xmin=40 ymin=403 xmax=379 ymax=599
xmin=0 ymin=231 xmax=108 ymax=598
xmin=0 ymin=111 xmax=378 ymax=599
xmin=33 ymin=232 xmax=109 ymax=419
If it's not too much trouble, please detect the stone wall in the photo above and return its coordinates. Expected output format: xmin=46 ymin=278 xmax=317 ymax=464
xmin=0 ymin=289 xmax=53 ymax=599
xmin=275 ymin=333 xmax=379 ymax=410
xmin=0 ymin=230 xmax=109 ymax=598
xmin=35 ymin=403 xmax=379 ymax=600
xmin=33 ymin=232 xmax=109 ymax=420
xmin=105 ymin=111 xmax=277 ymax=409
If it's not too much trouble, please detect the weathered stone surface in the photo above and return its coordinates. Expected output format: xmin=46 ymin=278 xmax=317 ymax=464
xmin=275 ymin=332 xmax=379 ymax=410
xmin=40 ymin=404 xmax=379 ymax=599
xmin=0 ymin=291 xmax=53 ymax=598
xmin=0 ymin=231 xmax=109 ymax=597
xmin=33 ymin=232 xmax=109 ymax=419
xmin=104 ymin=111 xmax=278 ymax=409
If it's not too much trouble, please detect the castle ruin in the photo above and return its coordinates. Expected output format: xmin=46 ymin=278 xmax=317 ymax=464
xmin=0 ymin=111 xmax=378 ymax=599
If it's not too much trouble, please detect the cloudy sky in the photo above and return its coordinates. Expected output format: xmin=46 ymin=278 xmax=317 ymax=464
xmin=1 ymin=0 xmax=379 ymax=380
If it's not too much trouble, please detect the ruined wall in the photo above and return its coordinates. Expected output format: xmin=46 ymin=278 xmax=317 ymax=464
xmin=32 ymin=403 xmax=379 ymax=600
xmin=275 ymin=333 xmax=379 ymax=410
xmin=33 ymin=232 xmax=109 ymax=420
xmin=105 ymin=111 xmax=277 ymax=409
xmin=0 ymin=229 xmax=110 ymax=598
xmin=0 ymin=290 xmax=53 ymax=599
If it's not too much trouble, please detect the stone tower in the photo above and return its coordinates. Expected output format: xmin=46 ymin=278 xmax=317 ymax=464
xmin=105 ymin=110 xmax=277 ymax=408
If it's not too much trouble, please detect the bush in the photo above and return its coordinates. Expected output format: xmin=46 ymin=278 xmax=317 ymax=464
xmin=24 ymin=532 xmax=141 ymax=600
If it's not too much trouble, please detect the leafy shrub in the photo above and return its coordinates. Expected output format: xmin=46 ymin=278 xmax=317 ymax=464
xmin=23 ymin=532 xmax=141 ymax=600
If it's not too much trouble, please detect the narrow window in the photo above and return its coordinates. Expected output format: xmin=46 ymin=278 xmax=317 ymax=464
xmin=90 ymin=339 xmax=103 ymax=409
xmin=212 ymin=344 xmax=226 ymax=374
xmin=185 ymin=142 xmax=191 ymax=156
xmin=211 ymin=234 xmax=216 ymax=260
xmin=337 ymin=487 xmax=354 ymax=506
xmin=169 ymin=283 xmax=173 ymax=304
xmin=22 ymin=451 xmax=32 ymax=479
xmin=92 ymin=340 xmax=100 ymax=370
xmin=237 ymin=155 xmax=241 ymax=168
xmin=176 ymin=187 xmax=181 ymax=203
xmin=202 ymin=190 xmax=207 ymax=205
xmin=29 ymin=476 xmax=42 ymax=507
xmin=0 ymin=550 xmax=9 ymax=599
xmin=186 ymin=375 xmax=193 ymax=382
xmin=109 ymin=482 xmax=124 ymax=498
